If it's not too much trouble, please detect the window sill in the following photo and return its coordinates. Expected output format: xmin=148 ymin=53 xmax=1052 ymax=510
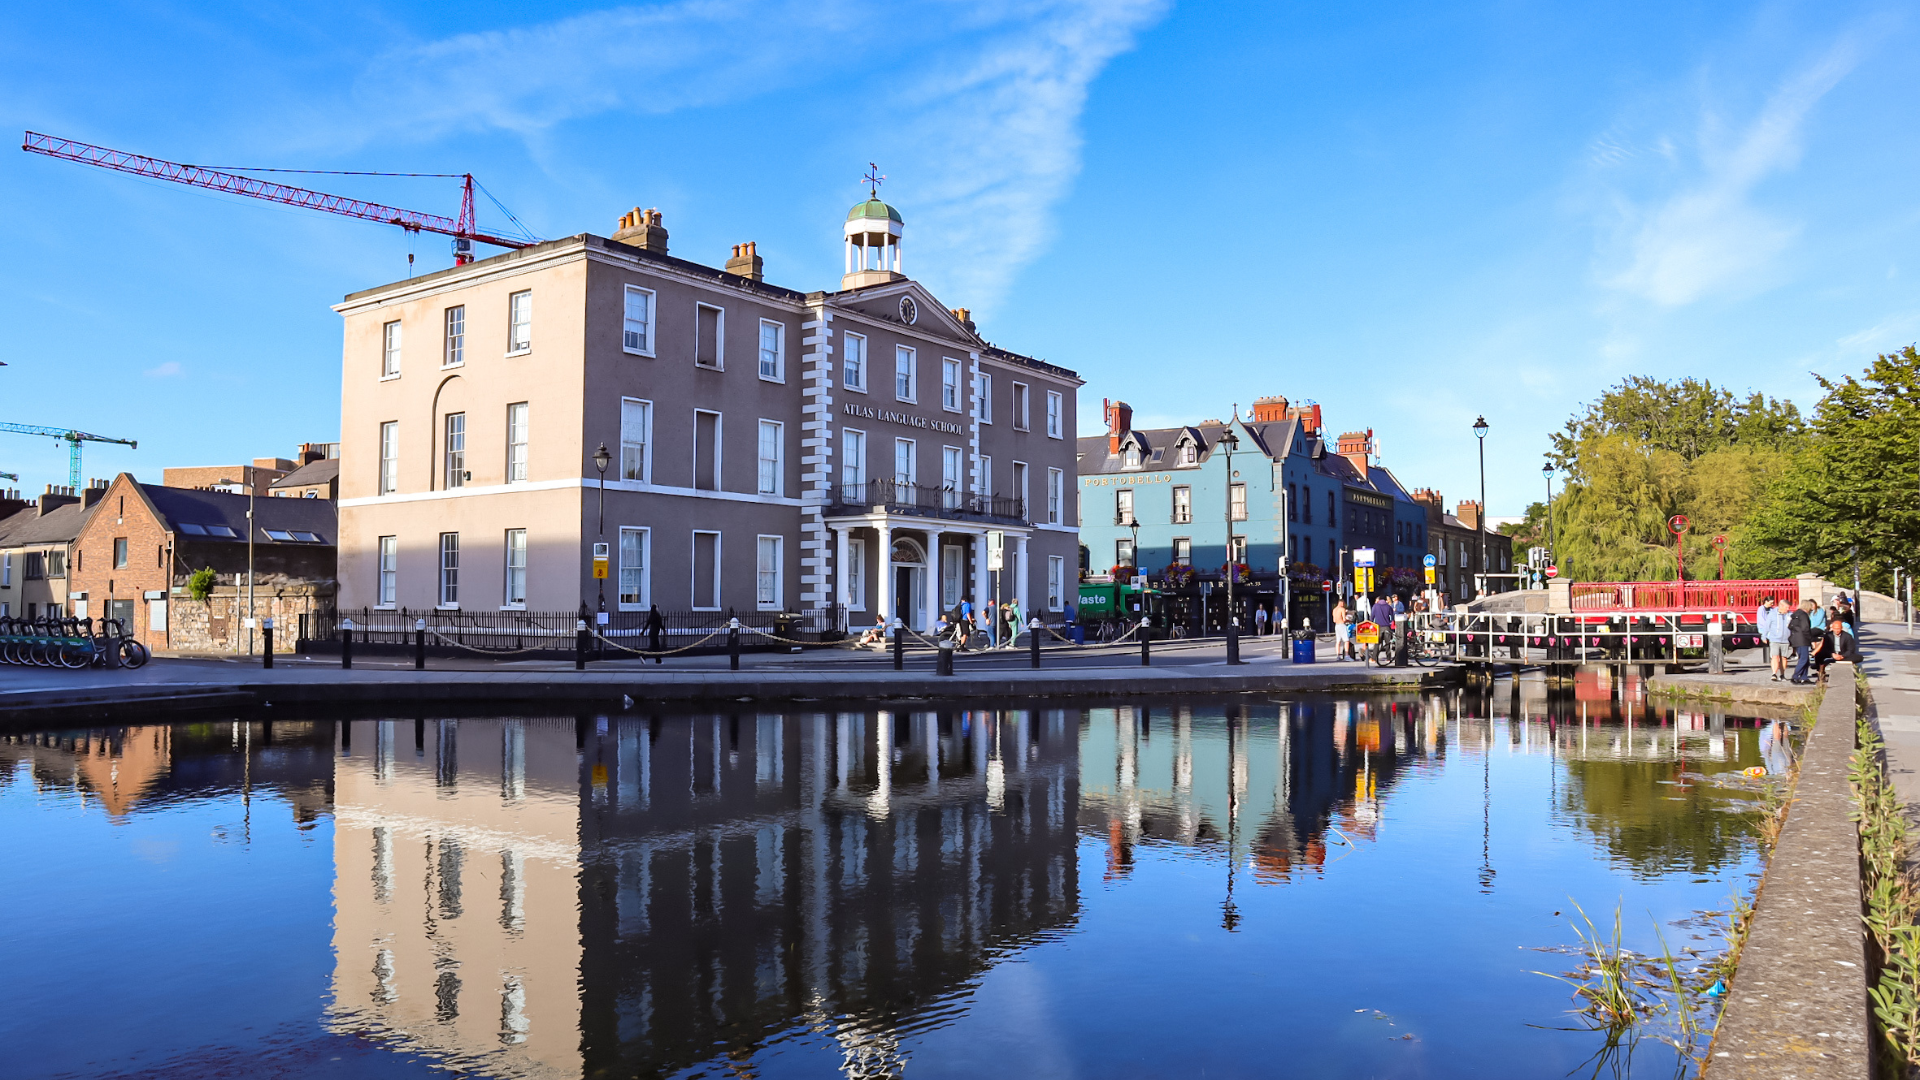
xmin=618 ymin=604 xmax=646 ymax=612
xmin=1013 ymin=426 xmax=1031 ymax=433
xmin=843 ymin=384 xmax=868 ymax=395
xmin=374 ymin=605 xmax=397 ymax=611
xmin=692 ymin=607 xmax=721 ymax=613
xmin=441 ymin=362 xmax=464 ymax=370
xmin=499 ymin=604 xmax=526 ymax=611
xmin=759 ymin=373 xmax=785 ymax=384
xmin=1047 ymin=432 xmax=1064 ymax=440
xmin=622 ymin=347 xmax=656 ymax=358
xmin=436 ymin=604 xmax=460 ymax=611
xmin=505 ymin=348 xmax=531 ymax=358
xmin=896 ymin=396 xmax=917 ymax=406
xmin=695 ymin=362 xmax=724 ymax=372
xmin=379 ymin=373 xmax=401 ymax=382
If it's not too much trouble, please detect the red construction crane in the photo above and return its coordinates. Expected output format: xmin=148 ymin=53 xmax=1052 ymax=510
xmin=22 ymin=131 xmax=537 ymax=265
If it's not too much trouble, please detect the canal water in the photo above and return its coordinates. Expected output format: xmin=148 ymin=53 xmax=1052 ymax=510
xmin=0 ymin=678 xmax=1793 ymax=1079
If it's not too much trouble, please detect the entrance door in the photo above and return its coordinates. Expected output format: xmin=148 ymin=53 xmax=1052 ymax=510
xmin=107 ymin=599 xmax=135 ymax=633
xmin=895 ymin=567 xmax=913 ymax=624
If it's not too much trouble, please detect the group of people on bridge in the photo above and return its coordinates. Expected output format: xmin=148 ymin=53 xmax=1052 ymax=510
xmin=1757 ymin=593 xmax=1861 ymax=685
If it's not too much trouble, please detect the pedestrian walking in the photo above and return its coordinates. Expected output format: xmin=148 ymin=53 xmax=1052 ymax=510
xmin=645 ymin=603 xmax=665 ymax=664
xmin=1004 ymin=597 xmax=1024 ymax=645
xmin=1788 ymin=599 xmax=1816 ymax=684
xmin=1332 ymin=598 xmax=1351 ymax=660
xmin=1254 ymin=606 xmax=1269 ymax=637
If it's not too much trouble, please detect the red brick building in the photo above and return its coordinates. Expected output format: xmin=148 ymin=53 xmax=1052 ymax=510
xmin=69 ymin=473 xmax=336 ymax=654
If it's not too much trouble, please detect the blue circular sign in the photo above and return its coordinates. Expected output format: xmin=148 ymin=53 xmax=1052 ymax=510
xmin=1422 ymin=554 xmax=1437 ymax=568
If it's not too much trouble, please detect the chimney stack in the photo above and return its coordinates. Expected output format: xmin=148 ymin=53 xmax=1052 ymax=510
xmin=1456 ymin=500 xmax=1482 ymax=531
xmin=1105 ymin=398 xmax=1134 ymax=454
xmin=612 ymin=208 xmax=669 ymax=254
xmin=950 ymin=307 xmax=977 ymax=335
xmin=725 ymin=241 xmax=764 ymax=282
xmin=1336 ymin=429 xmax=1373 ymax=474
xmin=1251 ymin=395 xmax=1290 ymax=423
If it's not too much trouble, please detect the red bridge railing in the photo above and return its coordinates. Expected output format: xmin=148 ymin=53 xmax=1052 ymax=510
xmin=1568 ymin=579 xmax=1800 ymax=612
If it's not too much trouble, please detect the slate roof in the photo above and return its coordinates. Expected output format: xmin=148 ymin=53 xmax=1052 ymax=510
xmin=0 ymin=500 xmax=97 ymax=547
xmin=143 ymin=485 xmax=336 ymax=546
xmin=269 ymin=458 xmax=340 ymax=490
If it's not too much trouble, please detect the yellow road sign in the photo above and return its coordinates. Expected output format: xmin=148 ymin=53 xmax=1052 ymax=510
xmin=593 ymin=559 xmax=609 ymax=579
xmin=1424 ymin=567 xmax=1435 ymax=584
xmin=1355 ymin=620 xmax=1381 ymax=645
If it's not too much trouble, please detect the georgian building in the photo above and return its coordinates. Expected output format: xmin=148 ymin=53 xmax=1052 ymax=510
xmin=333 ymin=195 xmax=1081 ymax=628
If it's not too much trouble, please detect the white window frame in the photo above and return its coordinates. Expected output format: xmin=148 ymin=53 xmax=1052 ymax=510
xmin=620 ymin=398 xmax=652 ymax=483
xmin=893 ymin=438 xmax=916 ymax=487
xmin=1013 ymin=461 xmax=1029 ymax=518
xmin=1230 ymin=483 xmax=1248 ymax=521
xmin=1046 ymin=390 xmax=1063 ymax=438
xmin=1173 ymin=537 xmax=1192 ymax=565
xmin=1116 ymin=537 xmax=1135 ymax=567
xmin=941 ymin=358 xmax=962 ymax=412
xmin=1116 ymin=487 xmax=1135 ymax=525
xmin=443 ymin=306 xmax=465 ymax=368
xmin=618 ymin=526 xmax=650 ymax=610
xmin=843 ymin=332 xmax=867 ymax=392
xmin=507 ymin=290 xmax=532 ymax=355
xmin=503 ymin=528 xmax=527 ymax=608
xmin=444 ymin=412 xmax=466 ymax=489
xmin=845 ymin=537 xmax=868 ymax=613
xmin=381 ymin=320 xmax=402 ymax=379
xmin=1 ymin=552 xmax=10 ymax=586
xmin=757 ymin=420 xmax=783 ymax=496
xmin=693 ymin=409 xmax=723 ymax=491
xmin=695 ymin=303 xmax=725 ymax=369
xmin=976 ymin=372 xmax=992 ymax=423
xmin=1230 ymin=535 xmax=1248 ymax=564
xmin=378 ymin=421 xmax=399 ymax=495
xmin=377 ymin=536 xmax=397 ymax=607
xmin=894 ymin=345 xmax=916 ymax=403
xmin=758 ymin=319 xmax=785 ymax=382
xmin=841 ymin=428 xmax=867 ymax=499
xmin=1173 ymin=485 xmax=1192 ymax=524
xmin=756 ymin=535 xmax=783 ymax=610
xmin=691 ymin=530 xmax=722 ymax=611
xmin=622 ymin=286 xmax=655 ymax=356
xmin=506 ymin=402 xmax=529 ymax=484
xmin=438 ymin=532 xmax=460 ymax=608
xmin=1012 ymin=382 xmax=1030 ymax=431
xmin=941 ymin=446 xmax=963 ymax=509
xmin=1047 ymin=556 xmax=1064 ymax=611
xmin=1047 ymin=468 xmax=1063 ymax=525
xmin=977 ymin=454 xmax=992 ymax=495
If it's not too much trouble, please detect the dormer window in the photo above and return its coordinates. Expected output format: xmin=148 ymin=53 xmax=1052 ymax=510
xmin=1180 ymin=442 xmax=1198 ymax=466
xmin=1124 ymin=445 xmax=1142 ymax=469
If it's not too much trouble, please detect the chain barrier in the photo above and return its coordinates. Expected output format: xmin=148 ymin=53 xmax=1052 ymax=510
xmin=589 ymin=627 xmax=727 ymax=657
xmin=425 ymin=628 xmax=564 ymax=656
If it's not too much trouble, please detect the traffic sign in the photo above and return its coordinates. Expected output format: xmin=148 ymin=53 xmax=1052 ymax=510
xmin=1422 ymin=554 xmax=1436 ymax=568
xmin=1355 ymin=547 xmax=1376 ymax=568
xmin=1545 ymin=565 xmax=1558 ymax=579
xmin=592 ymin=541 xmax=610 ymax=580
xmin=1355 ymin=621 xmax=1381 ymax=645
xmin=1423 ymin=567 xmax=1435 ymax=584
xmin=1321 ymin=580 xmax=1331 ymax=593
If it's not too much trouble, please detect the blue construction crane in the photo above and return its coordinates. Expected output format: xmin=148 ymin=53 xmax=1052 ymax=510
xmin=0 ymin=423 xmax=137 ymax=489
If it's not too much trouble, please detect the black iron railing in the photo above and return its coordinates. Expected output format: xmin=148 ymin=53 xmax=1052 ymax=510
xmin=300 ymin=606 xmax=843 ymax=654
xmin=831 ymin=479 xmax=1025 ymax=523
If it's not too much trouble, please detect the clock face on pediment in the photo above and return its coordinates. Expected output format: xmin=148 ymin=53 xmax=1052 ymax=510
xmin=898 ymin=296 xmax=918 ymax=324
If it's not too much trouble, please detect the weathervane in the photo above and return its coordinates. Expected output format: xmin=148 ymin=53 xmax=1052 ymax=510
xmin=864 ymin=163 xmax=886 ymax=198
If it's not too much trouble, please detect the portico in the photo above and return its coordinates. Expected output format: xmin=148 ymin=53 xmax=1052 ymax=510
xmin=827 ymin=513 xmax=1030 ymax=632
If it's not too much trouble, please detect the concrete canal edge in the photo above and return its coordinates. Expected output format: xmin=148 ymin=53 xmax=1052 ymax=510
xmin=0 ymin=664 xmax=1463 ymax=727
xmin=1648 ymin=672 xmax=1822 ymax=709
xmin=1705 ymin=663 xmax=1871 ymax=1077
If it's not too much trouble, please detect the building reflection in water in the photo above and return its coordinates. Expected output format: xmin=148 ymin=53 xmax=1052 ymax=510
xmin=326 ymin=710 xmax=1082 ymax=1079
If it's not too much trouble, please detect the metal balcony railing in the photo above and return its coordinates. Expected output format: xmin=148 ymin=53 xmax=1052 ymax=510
xmin=830 ymin=479 xmax=1026 ymax=523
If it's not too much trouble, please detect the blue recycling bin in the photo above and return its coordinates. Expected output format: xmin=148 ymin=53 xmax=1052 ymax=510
xmin=1291 ymin=633 xmax=1316 ymax=664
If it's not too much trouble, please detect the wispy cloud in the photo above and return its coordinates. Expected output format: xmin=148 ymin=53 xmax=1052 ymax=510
xmin=350 ymin=0 xmax=1168 ymax=309
xmin=1592 ymin=39 xmax=1858 ymax=307
xmin=144 ymin=361 xmax=183 ymax=378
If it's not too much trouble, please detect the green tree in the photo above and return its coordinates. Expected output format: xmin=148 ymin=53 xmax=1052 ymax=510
xmin=1551 ymin=376 xmax=1803 ymax=465
xmin=1736 ymin=346 xmax=1920 ymax=591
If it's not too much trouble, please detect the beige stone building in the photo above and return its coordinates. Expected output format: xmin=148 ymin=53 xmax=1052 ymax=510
xmin=333 ymin=195 xmax=1082 ymax=628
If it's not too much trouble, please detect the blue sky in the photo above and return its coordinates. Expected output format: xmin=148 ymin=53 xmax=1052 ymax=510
xmin=4 ymin=0 xmax=1914 ymax=517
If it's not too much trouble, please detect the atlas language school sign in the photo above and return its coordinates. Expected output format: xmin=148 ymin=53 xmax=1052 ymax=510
xmin=842 ymin=402 xmax=965 ymax=434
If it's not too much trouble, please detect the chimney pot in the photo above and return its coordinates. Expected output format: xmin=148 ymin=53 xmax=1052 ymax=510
xmin=724 ymin=240 xmax=764 ymax=282
xmin=613 ymin=207 xmax=670 ymax=254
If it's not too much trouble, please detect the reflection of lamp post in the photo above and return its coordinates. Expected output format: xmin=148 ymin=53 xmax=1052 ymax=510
xmin=593 ymin=443 xmax=611 ymax=613
xmin=1222 ymin=710 xmax=1242 ymax=931
xmin=1472 ymin=417 xmax=1489 ymax=597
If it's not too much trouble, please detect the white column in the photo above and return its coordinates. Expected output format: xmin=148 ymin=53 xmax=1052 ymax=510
xmin=1015 ymin=535 xmax=1030 ymax=617
xmin=894 ymin=237 xmax=902 ymax=276
xmin=923 ymin=529 xmax=940 ymax=631
xmin=876 ymin=523 xmax=893 ymax=623
xmin=834 ymin=527 xmax=850 ymax=619
xmin=971 ymin=531 xmax=989 ymax=624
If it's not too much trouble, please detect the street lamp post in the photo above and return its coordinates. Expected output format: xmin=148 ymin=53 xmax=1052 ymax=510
xmin=1541 ymin=461 xmax=1556 ymax=583
xmin=593 ymin=443 xmax=611 ymax=613
xmin=1219 ymin=424 xmax=1242 ymax=661
xmin=1472 ymin=417 xmax=1489 ymax=598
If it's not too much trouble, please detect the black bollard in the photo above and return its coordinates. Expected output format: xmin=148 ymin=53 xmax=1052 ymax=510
xmin=415 ymin=622 xmax=426 ymax=671
xmin=339 ymin=719 xmax=350 ymax=752
xmin=575 ymin=622 xmax=588 ymax=671
xmin=729 ymin=621 xmax=741 ymax=671
xmin=341 ymin=624 xmax=353 ymax=669
xmin=262 ymin=620 xmax=274 ymax=669
xmin=1029 ymin=622 xmax=1041 ymax=668
xmin=937 ymin=639 xmax=954 ymax=676
xmin=1226 ymin=620 xmax=1241 ymax=665
xmin=893 ymin=625 xmax=905 ymax=671
xmin=1394 ymin=617 xmax=1409 ymax=668
xmin=1141 ymin=625 xmax=1152 ymax=666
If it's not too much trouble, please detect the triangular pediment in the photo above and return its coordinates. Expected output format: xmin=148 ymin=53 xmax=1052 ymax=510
xmin=830 ymin=279 xmax=980 ymax=346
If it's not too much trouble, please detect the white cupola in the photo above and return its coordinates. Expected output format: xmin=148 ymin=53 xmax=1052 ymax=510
xmin=842 ymin=177 xmax=905 ymax=290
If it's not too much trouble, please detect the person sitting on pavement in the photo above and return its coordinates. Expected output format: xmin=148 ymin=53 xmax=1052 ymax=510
xmin=855 ymin=615 xmax=889 ymax=649
xmin=1812 ymin=616 xmax=1862 ymax=684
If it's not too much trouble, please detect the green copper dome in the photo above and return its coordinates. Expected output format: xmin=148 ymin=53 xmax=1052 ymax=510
xmin=847 ymin=198 xmax=903 ymax=224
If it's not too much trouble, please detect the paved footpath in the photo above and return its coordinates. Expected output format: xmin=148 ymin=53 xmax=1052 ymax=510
xmin=1861 ymin=622 xmax=1920 ymax=814
xmin=0 ymin=634 xmax=1455 ymax=726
